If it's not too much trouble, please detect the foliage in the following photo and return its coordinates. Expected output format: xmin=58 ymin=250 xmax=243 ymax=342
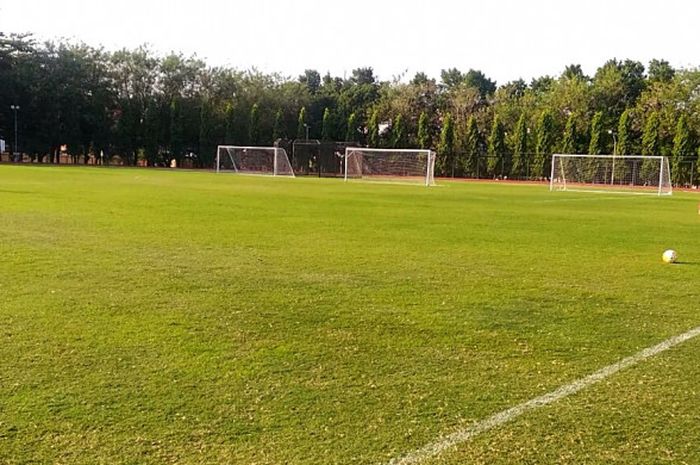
xmin=648 ymin=59 xmax=675 ymax=83
xmin=588 ymin=111 xmax=604 ymax=155
xmin=170 ymin=97 xmax=184 ymax=161
xmin=345 ymin=112 xmax=357 ymax=143
xmin=642 ymin=111 xmax=660 ymax=156
xmin=641 ymin=111 xmax=661 ymax=179
xmin=297 ymin=106 xmax=307 ymax=140
xmin=533 ymin=110 xmax=554 ymax=179
xmin=462 ymin=115 xmax=480 ymax=177
xmin=511 ymin=113 xmax=528 ymax=177
xmin=487 ymin=115 xmax=506 ymax=177
xmin=671 ymin=115 xmax=690 ymax=185
xmin=617 ymin=109 xmax=631 ymax=155
xmin=417 ymin=111 xmax=430 ymax=150
xmin=321 ymin=107 xmax=333 ymax=141
xmin=2 ymin=33 xmax=700 ymax=176
xmin=368 ymin=109 xmax=380 ymax=147
xmin=248 ymin=103 xmax=260 ymax=145
xmin=391 ymin=114 xmax=406 ymax=148
xmin=272 ymin=109 xmax=284 ymax=141
xmin=437 ymin=113 xmax=455 ymax=175
xmin=560 ymin=113 xmax=576 ymax=154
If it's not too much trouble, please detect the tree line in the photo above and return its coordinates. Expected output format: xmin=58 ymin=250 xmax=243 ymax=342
xmin=2 ymin=33 xmax=700 ymax=184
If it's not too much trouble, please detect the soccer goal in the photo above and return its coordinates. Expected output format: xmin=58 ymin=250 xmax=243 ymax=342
xmin=344 ymin=148 xmax=436 ymax=186
xmin=216 ymin=145 xmax=295 ymax=177
xmin=549 ymin=154 xmax=672 ymax=196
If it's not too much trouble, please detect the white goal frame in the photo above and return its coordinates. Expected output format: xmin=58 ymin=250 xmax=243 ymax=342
xmin=216 ymin=145 xmax=295 ymax=177
xmin=343 ymin=147 xmax=436 ymax=186
xmin=549 ymin=154 xmax=672 ymax=196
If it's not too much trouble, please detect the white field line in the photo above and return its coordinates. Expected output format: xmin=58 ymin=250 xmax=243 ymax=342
xmin=387 ymin=325 xmax=700 ymax=465
xmin=535 ymin=195 xmax=632 ymax=203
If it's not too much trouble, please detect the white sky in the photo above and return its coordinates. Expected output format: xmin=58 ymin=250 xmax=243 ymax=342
xmin=1 ymin=0 xmax=699 ymax=84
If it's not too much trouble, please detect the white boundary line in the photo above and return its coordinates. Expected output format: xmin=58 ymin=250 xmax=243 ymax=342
xmin=387 ymin=325 xmax=700 ymax=465
xmin=535 ymin=196 xmax=632 ymax=203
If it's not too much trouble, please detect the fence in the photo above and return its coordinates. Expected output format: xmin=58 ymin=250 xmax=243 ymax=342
xmin=444 ymin=153 xmax=700 ymax=186
xmin=441 ymin=152 xmax=545 ymax=181
xmin=276 ymin=139 xmax=356 ymax=177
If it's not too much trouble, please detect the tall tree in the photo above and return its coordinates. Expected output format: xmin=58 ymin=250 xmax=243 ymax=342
xmin=584 ymin=111 xmax=605 ymax=180
xmin=616 ymin=109 xmax=631 ymax=155
xmin=462 ymin=115 xmax=480 ymax=177
xmin=671 ymin=114 xmax=690 ymax=186
xmin=367 ymin=109 xmax=379 ymax=147
xmin=170 ymin=97 xmax=184 ymax=163
xmin=591 ymin=59 xmax=645 ymax=123
xmin=350 ymin=67 xmax=376 ymax=85
xmin=487 ymin=115 xmax=506 ymax=178
xmin=440 ymin=68 xmax=464 ymax=89
xmin=437 ymin=113 xmax=455 ymax=176
xmin=641 ymin=111 xmax=660 ymax=156
xmin=272 ymin=109 xmax=284 ymax=141
xmin=299 ymin=69 xmax=321 ymax=94
xmin=411 ymin=72 xmax=430 ymax=86
xmin=321 ymin=107 xmax=332 ymax=141
xmin=417 ymin=111 xmax=430 ymax=149
xmin=248 ymin=103 xmax=260 ymax=145
xmin=588 ymin=111 xmax=604 ymax=155
xmin=391 ymin=113 xmax=406 ymax=148
xmin=560 ymin=113 xmax=576 ymax=154
xmin=562 ymin=64 xmax=587 ymax=81
xmin=464 ymin=69 xmax=497 ymax=97
xmin=648 ymin=59 xmax=675 ymax=83
xmin=345 ymin=112 xmax=357 ymax=142
xmin=611 ymin=110 xmax=632 ymax=182
xmin=224 ymin=102 xmax=236 ymax=144
xmin=511 ymin=113 xmax=528 ymax=178
xmin=199 ymin=98 xmax=215 ymax=167
xmin=641 ymin=111 xmax=661 ymax=180
xmin=533 ymin=110 xmax=554 ymax=179
xmin=143 ymin=99 xmax=160 ymax=166
xmin=296 ymin=106 xmax=307 ymax=140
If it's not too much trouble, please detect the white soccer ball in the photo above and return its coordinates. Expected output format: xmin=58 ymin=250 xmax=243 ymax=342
xmin=662 ymin=249 xmax=677 ymax=264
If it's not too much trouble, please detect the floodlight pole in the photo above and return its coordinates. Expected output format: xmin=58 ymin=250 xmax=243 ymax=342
xmin=608 ymin=129 xmax=617 ymax=185
xmin=10 ymin=104 xmax=20 ymax=162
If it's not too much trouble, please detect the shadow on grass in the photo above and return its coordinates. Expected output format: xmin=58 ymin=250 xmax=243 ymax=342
xmin=670 ymin=261 xmax=697 ymax=266
xmin=0 ymin=189 xmax=35 ymax=194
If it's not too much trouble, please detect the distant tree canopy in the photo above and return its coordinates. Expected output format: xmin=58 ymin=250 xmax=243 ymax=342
xmin=1 ymin=32 xmax=700 ymax=184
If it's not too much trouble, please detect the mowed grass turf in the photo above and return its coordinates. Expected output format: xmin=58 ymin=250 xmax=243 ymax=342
xmin=0 ymin=165 xmax=698 ymax=464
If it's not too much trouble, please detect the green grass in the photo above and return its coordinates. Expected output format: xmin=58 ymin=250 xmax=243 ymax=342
xmin=0 ymin=165 xmax=698 ymax=464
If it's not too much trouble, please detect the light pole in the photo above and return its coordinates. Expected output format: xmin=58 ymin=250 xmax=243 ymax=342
xmin=10 ymin=104 xmax=20 ymax=162
xmin=608 ymin=129 xmax=617 ymax=185
xmin=303 ymin=123 xmax=310 ymax=141
xmin=607 ymin=129 xmax=617 ymax=155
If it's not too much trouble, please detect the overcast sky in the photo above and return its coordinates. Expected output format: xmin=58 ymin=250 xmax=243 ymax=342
xmin=2 ymin=0 xmax=698 ymax=84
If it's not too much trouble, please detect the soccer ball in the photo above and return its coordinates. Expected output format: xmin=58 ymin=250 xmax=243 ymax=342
xmin=662 ymin=249 xmax=677 ymax=264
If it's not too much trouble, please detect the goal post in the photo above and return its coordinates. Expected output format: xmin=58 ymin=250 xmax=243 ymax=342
xmin=550 ymin=154 xmax=672 ymax=196
xmin=343 ymin=147 xmax=436 ymax=186
xmin=216 ymin=145 xmax=295 ymax=177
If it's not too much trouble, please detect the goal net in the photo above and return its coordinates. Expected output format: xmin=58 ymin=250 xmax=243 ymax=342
xmin=550 ymin=154 xmax=672 ymax=196
xmin=216 ymin=145 xmax=295 ymax=177
xmin=344 ymin=148 xmax=436 ymax=186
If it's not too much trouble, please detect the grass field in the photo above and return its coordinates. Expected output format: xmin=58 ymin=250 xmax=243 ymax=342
xmin=1 ymin=165 xmax=699 ymax=464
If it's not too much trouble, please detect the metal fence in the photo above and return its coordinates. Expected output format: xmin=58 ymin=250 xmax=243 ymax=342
xmin=442 ymin=153 xmax=700 ymax=186
xmin=440 ymin=152 xmax=546 ymax=181
xmin=276 ymin=139 xmax=356 ymax=177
